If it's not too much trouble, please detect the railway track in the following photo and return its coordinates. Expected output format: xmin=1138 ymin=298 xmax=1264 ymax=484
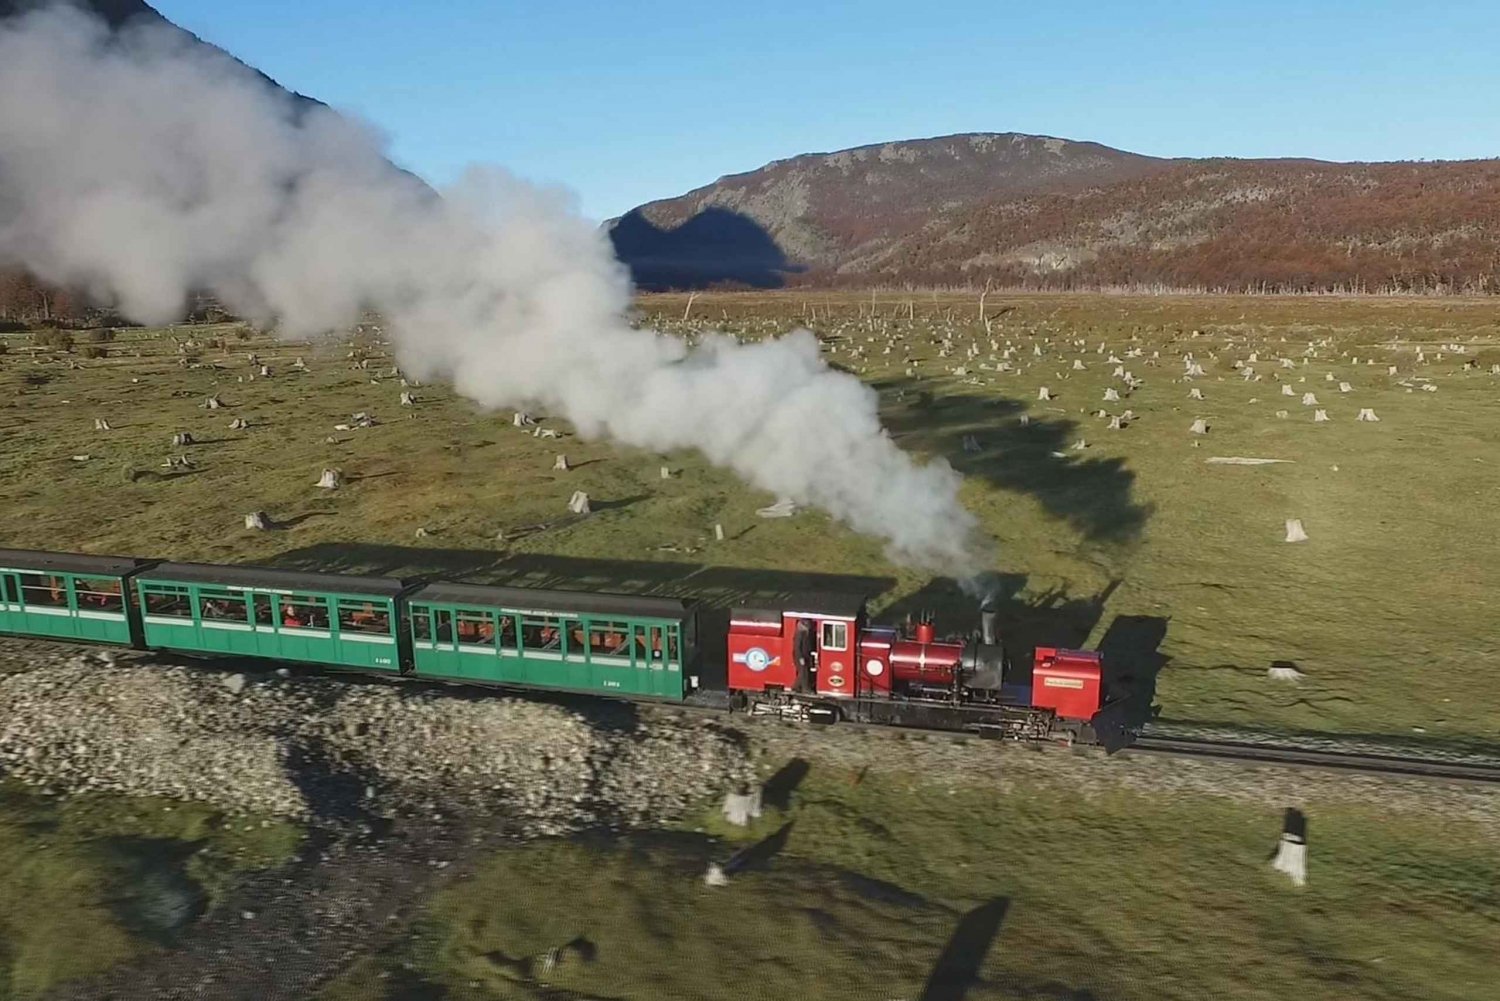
xmin=1127 ymin=735 xmax=1500 ymax=785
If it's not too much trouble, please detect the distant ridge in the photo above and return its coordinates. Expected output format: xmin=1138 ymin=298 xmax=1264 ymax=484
xmin=611 ymin=133 xmax=1500 ymax=294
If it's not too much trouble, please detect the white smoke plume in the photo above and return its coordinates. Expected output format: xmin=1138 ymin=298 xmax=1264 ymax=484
xmin=0 ymin=5 xmax=988 ymax=573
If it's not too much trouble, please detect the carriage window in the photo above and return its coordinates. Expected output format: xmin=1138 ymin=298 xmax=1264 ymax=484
xmin=281 ymin=594 xmax=329 ymax=630
xmin=338 ymin=599 xmax=390 ymax=635
xmin=75 ymin=577 xmax=124 ymax=612
xmin=434 ymin=609 xmax=453 ymax=642
xmin=821 ymin=621 xmax=848 ymax=651
xmin=497 ymin=614 xmax=518 ymax=649
xmin=521 ymin=615 xmax=561 ymax=651
xmin=2 ymin=577 xmax=16 ymax=603
xmin=199 ymin=589 xmax=248 ymax=622
xmin=143 ymin=584 xmax=192 ymax=617
xmin=411 ymin=608 xmax=432 ymax=641
xmin=456 ymin=609 xmax=495 ymax=646
xmin=666 ymin=629 xmax=680 ymax=663
xmin=19 ymin=574 xmax=68 ymax=607
xmin=252 ymin=594 xmax=273 ymax=625
xmin=586 ymin=621 xmax=632 ymax=658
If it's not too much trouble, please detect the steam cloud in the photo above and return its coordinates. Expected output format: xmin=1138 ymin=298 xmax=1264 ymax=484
xmin=0 ymin=6 xmax=987 ymax=572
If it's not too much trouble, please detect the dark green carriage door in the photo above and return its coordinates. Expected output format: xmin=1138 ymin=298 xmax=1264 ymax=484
xmin=410 ymin=605 xmax=461 ymax=678
xmin=0 ymin=573 xmax=18 ymax=635
xmin=628 ymin=622 xmax=682 ymax=698
xmin=333 ymin=597 xmax=400 ymax=670
xmin=139 ymin=582 xmax=197 ymax=646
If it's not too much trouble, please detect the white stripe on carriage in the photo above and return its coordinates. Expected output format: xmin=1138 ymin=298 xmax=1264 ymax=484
xmin=23 ymin=605 xmax=71 ymax=616
xmin=144 ymin=615 xmax=194 ymax=625
xmin=341 ymin=633 xmax=396 ymax=644
xmin=203 ymin=620 xmax=254 ymax=632
xmin=458 ymin=643 xmax=498 ymax=654
xmin=76 ymin=610 xmax=126 ymax=621
xmin=279 ymin=628 xmax=331 ymax=638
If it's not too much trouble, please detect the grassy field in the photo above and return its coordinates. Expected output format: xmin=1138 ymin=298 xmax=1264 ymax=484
xmin=1 ymin=291 xmax=1497 ymax=745
xmin=2 ymin=292 xmax=1496 ymax=999
xmin=0 ymin=782 xmax=299 ymax=999
xmin=317 ymin=754 xmax=1500 ymax=1001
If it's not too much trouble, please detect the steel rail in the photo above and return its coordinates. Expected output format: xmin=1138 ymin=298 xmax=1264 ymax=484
xmin=1127 ymin=735 xmax=1500 ymax=785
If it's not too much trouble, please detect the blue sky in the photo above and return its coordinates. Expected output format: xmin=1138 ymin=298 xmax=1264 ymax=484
xmin=156 ymin=1 xmax=1500 ymax=220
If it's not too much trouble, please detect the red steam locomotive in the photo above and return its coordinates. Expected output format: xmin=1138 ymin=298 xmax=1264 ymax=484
xmin=722 ymin=593 xmax=1129 ymax=745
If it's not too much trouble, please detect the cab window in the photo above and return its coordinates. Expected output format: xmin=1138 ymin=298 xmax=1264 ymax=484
xmin=821 ymin=621 xmax=848 ymax=651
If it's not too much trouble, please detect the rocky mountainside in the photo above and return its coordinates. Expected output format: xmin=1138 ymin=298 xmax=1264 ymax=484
xmin=612 ymin=135 xmax=1500 ymax=293
xmin=610 ymin=133 xmax=1173 ymax=289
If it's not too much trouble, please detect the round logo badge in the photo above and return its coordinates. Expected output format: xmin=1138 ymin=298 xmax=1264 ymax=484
xmin=743 ymin=646 xmax=771 ymax=672
xmin=828 ymin=675 xmax=846 ymax=688
xmin=866 ymin=659 xmax=885 ymax=677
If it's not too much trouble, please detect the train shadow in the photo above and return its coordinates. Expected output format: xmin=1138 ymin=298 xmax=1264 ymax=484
xmin=1097 ymin=613 xmax=1170 ymax=729
xmin=882 ymin=574 xmax=1121 ymax=656
xmin=875 ymin=377 xmax=1152 ymax=544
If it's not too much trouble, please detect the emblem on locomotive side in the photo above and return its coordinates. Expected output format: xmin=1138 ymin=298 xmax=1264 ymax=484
xmin=733 ymin=646 xmax=780 ymax=672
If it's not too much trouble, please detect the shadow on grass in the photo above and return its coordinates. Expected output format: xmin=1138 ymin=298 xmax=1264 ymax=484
xmin=762 ymin=758 xmax=810 ymax=811
xmin=919 ymin=897 xmax=1010 ymax=1001
xmin=877 ymin=378 xmax=1152 ymax=544
xmin=883 ymin=574 xmax=1121 ymax=654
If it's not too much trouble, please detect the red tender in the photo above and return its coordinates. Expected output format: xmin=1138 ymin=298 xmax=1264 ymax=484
xmin=1031 ymin=648 xmax=1104 ymax=721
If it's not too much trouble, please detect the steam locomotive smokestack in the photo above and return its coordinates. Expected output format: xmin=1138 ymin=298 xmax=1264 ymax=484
xmin=978 ymin=590 xmax=999 ymax=646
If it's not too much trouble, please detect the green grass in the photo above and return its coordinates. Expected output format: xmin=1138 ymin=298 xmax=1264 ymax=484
xmin=0 ymin=782 xmax=300 ymax=998
xmin=321 ymin=758 xmax=1500 ymax=1001
xmin=1 ymin=292 xmax=1498 ymax=744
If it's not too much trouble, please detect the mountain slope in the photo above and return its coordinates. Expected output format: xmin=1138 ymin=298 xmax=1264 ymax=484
xmin=614 ymin=136 xmax=1500 ymax=293
xmin=611 ymin=133 xmax=1172 ymax=289
xmin=0 ymin=0 xmax=323 ymax=106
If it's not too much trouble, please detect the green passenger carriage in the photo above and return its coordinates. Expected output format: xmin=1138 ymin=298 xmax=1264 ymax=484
xmin=405 ymin=582 xmax=697 ymax=700
xmin=134 ymin=562 xmax=408 ymax=672
xmin=0 ymin=548 xmax=147 ymax=647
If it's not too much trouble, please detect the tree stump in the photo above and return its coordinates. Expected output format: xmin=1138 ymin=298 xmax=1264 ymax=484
xmin=567 ymin=491 xmax=590 ymax=515
xmin=244 ymin=512 xmax=270 ymax=531
xmin=316 ymin=468 xmax=342 ymax=490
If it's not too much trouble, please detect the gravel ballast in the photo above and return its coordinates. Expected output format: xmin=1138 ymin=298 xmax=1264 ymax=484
xmin=0 ymin=651 xmax=752 ymax=833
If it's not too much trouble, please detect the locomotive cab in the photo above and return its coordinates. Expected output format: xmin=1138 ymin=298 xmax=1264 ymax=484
xmin=727 ymin=593 xmax=868 ymax=698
